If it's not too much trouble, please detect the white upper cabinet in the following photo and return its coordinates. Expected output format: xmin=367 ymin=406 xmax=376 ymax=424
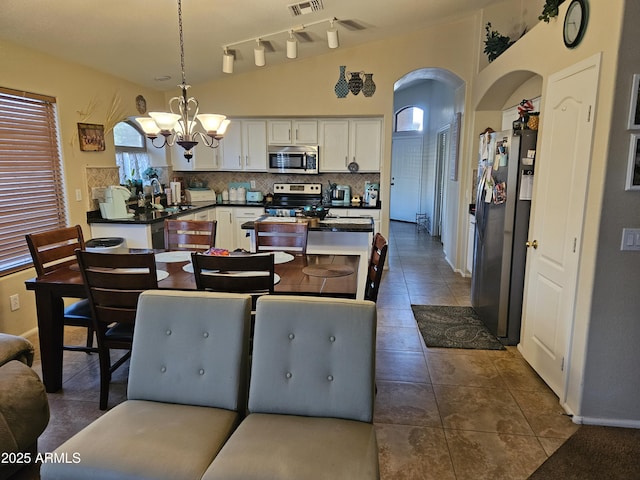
xmin=319 ymin=119 xmax=350 ymax=172
xmin=170 ymin=142 xmax=222 ymax=171
xmin=349 ymin=118 xmax=383 ymax=172
xmin=220 ymin=119 xmax=267 ymax=171
xmin=268 ymin=119 xmax=318 ymax=145
xmin=319 ymin=118 xmax=382 ymax=173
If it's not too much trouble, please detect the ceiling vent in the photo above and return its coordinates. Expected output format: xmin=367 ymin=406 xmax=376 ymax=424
xmin=288 ymin=0 xmax=324 ymax=16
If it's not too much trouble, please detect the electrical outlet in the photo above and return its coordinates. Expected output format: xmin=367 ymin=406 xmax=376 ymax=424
xmin=250 ymin=180 xmax=256 ymax=189
xmin=9 ymin=294 xmax=20 ymax=311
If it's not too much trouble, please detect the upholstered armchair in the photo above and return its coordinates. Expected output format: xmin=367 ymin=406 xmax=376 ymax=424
xmin=0 ymin=333 xmax=50 ymax=480
xmin=203 ymin=295 xmax=379 ymax=480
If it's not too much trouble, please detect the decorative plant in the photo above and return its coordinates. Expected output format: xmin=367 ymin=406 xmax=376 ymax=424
xmin=483 ymin=23 xmax=514 ymax=63
xmin=142 ymin=167 xmax=159 ymax=180
xmin=539 ymin=0 xmax=565 ymax=22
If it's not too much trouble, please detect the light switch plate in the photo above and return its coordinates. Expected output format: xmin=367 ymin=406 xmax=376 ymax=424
xmin=620 ymin=228 xmax=640 ymax=251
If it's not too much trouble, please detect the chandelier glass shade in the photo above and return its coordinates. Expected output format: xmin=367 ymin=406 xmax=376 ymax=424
xmin=135 ymin=0 xmax=228 ymax=160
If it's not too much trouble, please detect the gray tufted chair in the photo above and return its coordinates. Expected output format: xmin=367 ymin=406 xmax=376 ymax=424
xmin=203 ymin=295 xmax=380 ymax=480
xmin=41 ymin=290 xmax=252 ymax=480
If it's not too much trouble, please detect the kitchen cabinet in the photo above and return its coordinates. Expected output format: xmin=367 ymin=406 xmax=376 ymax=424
xmin=215 ymin=207 xmax=234 ymax=250
xmin=349 ymin=118 xmax=383 ymax=172
xmin=268 ymin=119 xmax=317 ymax=145
xmin=318 ymin=119 xmax=349 ymax=172
xmin=233 ymin=207 xmax=264 ymax=251
xmin=319 ymin=118 xmax=382 ymax=173
xmin=171 ymin=142 xmax=222 ymax=171
xmin=220 ymin=120 xmax=267 ymax=171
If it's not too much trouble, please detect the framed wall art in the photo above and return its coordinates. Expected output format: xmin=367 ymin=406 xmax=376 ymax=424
xmin=628 ymin=74 xmax=640 ymax=129
xmin=625 ymin=133 xmax=640 ymax=190
xmin=78 ymin=123 xmax=105 ymax=152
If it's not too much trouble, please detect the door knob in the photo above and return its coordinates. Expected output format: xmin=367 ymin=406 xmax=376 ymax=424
xmin=526 ymin=240 xmax=538 ymax=249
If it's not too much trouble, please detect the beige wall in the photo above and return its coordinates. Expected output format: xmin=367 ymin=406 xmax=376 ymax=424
xmin=0 ymin=39 xmax=164 ymax=335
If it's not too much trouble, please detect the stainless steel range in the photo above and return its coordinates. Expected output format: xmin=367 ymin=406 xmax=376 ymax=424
xmin=266 ymin=183 xmax=323 ymax=216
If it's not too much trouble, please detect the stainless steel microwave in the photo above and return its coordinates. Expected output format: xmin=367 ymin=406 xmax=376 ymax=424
xmin=268 ymin=145 xmax=318 ymax=174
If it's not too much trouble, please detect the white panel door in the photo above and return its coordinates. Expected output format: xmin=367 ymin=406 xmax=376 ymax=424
xmin=519 ymin=55 xmax=600 ymax=398
xmin=390 ymin=136 xmax=423 ymax=223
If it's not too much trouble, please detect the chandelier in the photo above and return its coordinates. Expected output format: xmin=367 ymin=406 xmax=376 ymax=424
xmin=135 ymin=0 xmax=229 ymax=160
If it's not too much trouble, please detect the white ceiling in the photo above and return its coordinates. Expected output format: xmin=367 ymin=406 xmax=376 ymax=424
xmin=0 ymin=0 xmax=504 ymax=91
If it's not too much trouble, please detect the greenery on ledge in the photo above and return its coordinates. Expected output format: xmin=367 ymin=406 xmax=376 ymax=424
xmin=483 ymin=23 xmax=515 ymax=63
xmin=539 ymin=0 xmax=566 ymax=22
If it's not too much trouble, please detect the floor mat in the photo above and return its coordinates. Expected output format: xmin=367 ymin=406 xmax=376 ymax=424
xmin=411 ymin=305 xmax=505 ymax=350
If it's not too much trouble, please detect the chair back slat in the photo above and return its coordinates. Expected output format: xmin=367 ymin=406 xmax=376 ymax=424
xmin=26 ymin=225 xmax=85 ymax=277
xmin=164 ymin=219 xmax=216 ymax=251
xmin=76 ymin=250 xmax=158 ymax=328
xmin=255 ymin=221 xmax=308 ymax=255
xmin=191 ymin=253 xmax=275 ymax=296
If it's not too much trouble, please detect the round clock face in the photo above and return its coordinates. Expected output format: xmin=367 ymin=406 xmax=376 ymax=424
xmin=564 ymin=0 xmax=588 ymax=48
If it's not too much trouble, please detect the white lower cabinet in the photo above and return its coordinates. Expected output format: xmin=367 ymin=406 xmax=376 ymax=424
xmin=233 ymin=207 xmax=264 ymax=251
xmin=215 ymin=208 xmax=234 ymax=250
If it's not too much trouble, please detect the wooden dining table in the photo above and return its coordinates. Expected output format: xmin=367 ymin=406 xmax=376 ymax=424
xmin=24 ymin=250 xmax=359 ymax=393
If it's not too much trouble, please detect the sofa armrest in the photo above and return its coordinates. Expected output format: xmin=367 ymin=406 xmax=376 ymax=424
xmin=0 ymin=334 xmax=35 ymax=368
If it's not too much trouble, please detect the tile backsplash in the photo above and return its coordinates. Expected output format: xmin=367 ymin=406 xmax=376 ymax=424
xmin=85 ymin=166 xmax=379 ymax=209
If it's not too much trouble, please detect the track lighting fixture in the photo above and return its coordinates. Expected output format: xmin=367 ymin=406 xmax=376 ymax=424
xmin=327 ymin=18 xmax=339 ymax=49
xmin=222 ymin=48 xmax=234 ymax=74
xmin=254 ymin=39 xmax=266 ymax=67
xmin=286 ymin=31 xmax=298 ymax=59
xmin=220 ymin=17 xmax=343 ymax=73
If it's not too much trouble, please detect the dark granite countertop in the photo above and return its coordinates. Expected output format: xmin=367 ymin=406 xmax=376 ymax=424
xmin=87 ymin=201 xmax=380 ymax=225
xmin=241 ymin=215 xmax=374 ymax=233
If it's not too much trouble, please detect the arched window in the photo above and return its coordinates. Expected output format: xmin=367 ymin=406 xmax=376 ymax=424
xmin=395 ymin=106 xmax=424 ymax=132
xmin=113 ymin=121 xmax=150 ymax=184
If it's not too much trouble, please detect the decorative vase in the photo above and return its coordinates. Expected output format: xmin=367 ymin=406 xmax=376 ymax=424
xmin=348 ymin=71 xmax=363 ymax=96
xmin=334 ymin=66 xmax=349 ymax=98
xmin=362 ymin=73 xmax=376 ymax=97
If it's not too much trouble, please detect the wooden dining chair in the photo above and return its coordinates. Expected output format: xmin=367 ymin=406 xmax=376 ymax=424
xmin=364 ymin=233 xmax=388 ymax=302
xmin=75 ymin=249 xmax=158 ymax=410
xmin=164 ymin=219 xmax=217 ymax=251
xmin=254 ymin=221 xmax=309 ymax=255
xmin=25 ymin=225 xmax=96 ymax=353
xmin=191 ymin=253 xmax=275 ymax=311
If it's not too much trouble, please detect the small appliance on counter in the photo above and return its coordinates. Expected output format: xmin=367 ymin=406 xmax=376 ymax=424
xmin=99 ymin=185 xmax=134 ymax=219
xmin=364 ymin=182 xmax=379 ymax=207
xmin=185 ymin=188 xmax=216 ymax=203
xmin=246 ymin=190 xmax=264 ymax=202
xmin=331 ymin=185 xmax=351 ymax=206
xmin=85 ymin=237 xmax=127 ymax=254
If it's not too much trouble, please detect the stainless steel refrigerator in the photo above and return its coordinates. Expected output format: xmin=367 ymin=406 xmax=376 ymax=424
xmin=471 ymin=129 xmax=537 ymax=345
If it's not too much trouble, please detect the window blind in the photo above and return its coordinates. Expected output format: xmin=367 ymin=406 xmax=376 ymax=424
xmin=0 ymin=87 xmax=67 ymax=275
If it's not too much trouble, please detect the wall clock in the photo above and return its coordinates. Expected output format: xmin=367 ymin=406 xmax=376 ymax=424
xmin=563 ymin=0 xmax=588 ymax=49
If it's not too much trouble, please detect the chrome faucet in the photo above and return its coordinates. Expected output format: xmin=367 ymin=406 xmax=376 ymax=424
xmin=150 ymin=178 xmax=161 ymax=205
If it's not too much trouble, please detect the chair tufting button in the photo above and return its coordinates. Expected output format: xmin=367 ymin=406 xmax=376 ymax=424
xmin=329 ymin=335 xmax=336 ymax=342
xmin=288 ymin=333 xmax=295 ymax=340
xmin=286 ymin=372 xmax=292 ymax=379
xmin=327 ymin=375 xmax=334 ymax=381
xmin=166 ymin=330 xmax=172 ymax=336
xmin=161 ymin=366 xmax=167 ymax=373
xmin=199 ymin=369 xmax=205 ymax=375
xmin=203 ymin=332 xmax=209 ymax=338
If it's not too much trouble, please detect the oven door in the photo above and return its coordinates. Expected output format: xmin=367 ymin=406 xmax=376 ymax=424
xmin=268 ymin=146 xmax=318 ymax=174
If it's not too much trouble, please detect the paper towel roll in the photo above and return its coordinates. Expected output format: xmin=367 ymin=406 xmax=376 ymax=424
xmin=170 ymin=182 xmax=181 ymax=204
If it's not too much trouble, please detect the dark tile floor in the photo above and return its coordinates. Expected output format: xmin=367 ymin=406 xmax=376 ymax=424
xmin=17 ymin=220 xmax=578 ymax=479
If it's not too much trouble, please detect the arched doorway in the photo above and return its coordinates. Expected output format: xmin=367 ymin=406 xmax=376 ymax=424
xmin=390 ymin=68 xmax=464 ymax=247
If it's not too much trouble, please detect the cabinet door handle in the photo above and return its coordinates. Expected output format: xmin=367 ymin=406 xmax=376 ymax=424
xmin=238 ymin=155 xmax=242 ymax=167
xmin=345 ymin=156 xmax=348 ymax=167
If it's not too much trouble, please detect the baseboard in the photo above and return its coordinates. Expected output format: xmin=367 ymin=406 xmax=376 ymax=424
xmin=20 ymin=327 xmax=38 ymax=339
xmin=572 ymin=415 xmax=640 ymax=429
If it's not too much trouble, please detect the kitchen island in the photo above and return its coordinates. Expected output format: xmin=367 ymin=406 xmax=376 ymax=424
xmin=242 ymin=215 xmax=375 ymax=300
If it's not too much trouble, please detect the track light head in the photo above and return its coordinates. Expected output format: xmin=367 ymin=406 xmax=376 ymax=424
xmin=327 ymin=18 xmax=339 ymax=48
xmin=222 ymin=48 xmax=234 ymax=74
xmin=286 ymin=31 xmax=298 ymax=59
xmin=254 ymin=39 xmax=266 ymax=66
